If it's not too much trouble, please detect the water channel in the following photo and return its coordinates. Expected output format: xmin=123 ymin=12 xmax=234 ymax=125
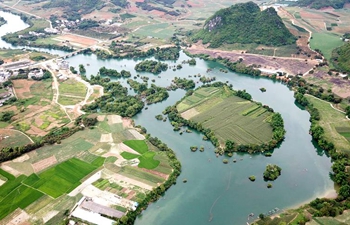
xmin=0 ymin=11 xmax=335 ymax=225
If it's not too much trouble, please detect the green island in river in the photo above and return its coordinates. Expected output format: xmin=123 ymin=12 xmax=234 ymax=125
xmin=164 ymin=83 xmax=285 ymax=154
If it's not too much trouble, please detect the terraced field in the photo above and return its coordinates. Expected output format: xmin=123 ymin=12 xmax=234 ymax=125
xmin=179 ymin=87 xmax=273 ymax=145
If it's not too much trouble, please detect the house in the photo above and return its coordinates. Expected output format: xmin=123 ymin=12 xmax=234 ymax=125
xmin=28 ymin=69 xmax=44 ymax=79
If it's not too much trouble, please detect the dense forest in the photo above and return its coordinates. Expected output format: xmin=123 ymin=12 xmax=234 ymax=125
xmin=331 ymin=42 xmax=350 ymax=73
xmin=82 ymin=76 xmax=144 ymax=117
xmin=295 ymin=0 xmax=350 ymax=9
xmin=134 ymin=60 xmax=168 ymax=74
xmin=191 ymin=2 xmax=296 ymax=48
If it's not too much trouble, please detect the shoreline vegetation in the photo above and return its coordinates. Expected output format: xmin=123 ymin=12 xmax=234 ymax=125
xmin=163 ymin=82 xmax=285 ymax=155
xmin=0 ymin=16 xmax=6 ymax=27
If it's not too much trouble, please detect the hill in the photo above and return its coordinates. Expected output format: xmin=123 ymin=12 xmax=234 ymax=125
xmin=295 ymin=0 xmax=350 ymax=9
xmin=332 ymin=42 xmax=350 ymax=72
xmin=191 ymin=2 xmax=296 ymax=48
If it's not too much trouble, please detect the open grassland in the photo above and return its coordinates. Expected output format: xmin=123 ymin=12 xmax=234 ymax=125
xmin=306 ymin=95 xmax=350 ymax=153
xmin=0 ymin=49 xmax=26 ymax=61
xmin=58 ymin=79 xmax=87 ymax=105
xmin=0 ymin=129 xmax=32 ymax=149
xmin=180 ymin=87 xmax=273 ymax=145
xmin=310 ymin=32 xmax=344 ymax=61
xmin=23 ymin=158 xmax=99 ymax=198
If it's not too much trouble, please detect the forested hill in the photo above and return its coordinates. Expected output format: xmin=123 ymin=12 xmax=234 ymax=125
xmin=332 ymin=42 xmax=350 ymax=72
xmin=295 ymin=0 xmax=350 ymax=9
xmin=191 ymin=2 xmax=296 ymax=48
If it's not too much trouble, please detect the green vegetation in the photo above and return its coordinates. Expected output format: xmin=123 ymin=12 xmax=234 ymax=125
xmin=296 ymin=0 xmax=350 ymax=9
xmin=310 ymin=33 xmax=344 ymax=61
xmin=191 ymin=2 xmax=296 ymax=48
xmin=171 ymin=77 xmax=195 ymax=90
xmin=332 ymin=42 xmax=350 ymax=72
xmin=0 ymin=184 xmax=44 ymax=220
xmin=134 ymin=60 xmax=168 ymax=74
xmin=0 ymin=16 xmax=6 ymax=27
xmin=165 ymin=83 xmax=285 ymax=154
xmin=43 ymin=0 xmax=104 ymax=17
xmin=263 ymin=164 xmax=282 ymax=181
xmin=24 ymin=158 xmax=99 ymax=198
xmin=99 ymin=67 xmax=131 ymax=78
xmin=82 ymin=76 xmax=144 ymax=117
xmin=249 ymin=175 xmax=256 ymax=181
xmin=121 ymin=152 xmax=139 ymax=160
xmin=306 ymin=96 xmax=350 ymax=152
xmin=127 ymin=80 xmax=169 ymax=104
xmin=59 ymin=79 xmax=87 ymax=98
xmin=122 ymin=140 xmax=160 ymax=169
xmin=154 ymin=47 xmax=180 ymax=60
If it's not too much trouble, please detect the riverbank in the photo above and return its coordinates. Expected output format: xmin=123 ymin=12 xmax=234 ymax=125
xmin=186 ymin=44 xmax=318 ymax=76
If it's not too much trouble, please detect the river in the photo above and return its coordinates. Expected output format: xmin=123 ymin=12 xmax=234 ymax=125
xmin=1 ymin=11 xmax=335 ymax=225
xmin=0 ymin=11 xmax=66 ymax=56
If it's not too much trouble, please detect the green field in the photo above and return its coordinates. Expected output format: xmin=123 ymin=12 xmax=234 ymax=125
xmin=0 ymin=185 xmax=44 ymax=220
xmin=59 ymin=79 xmax=87 ymax=98
xmin=310 ymin=32 xmax=344 ymax=61
xmin=306 ymin=95 xmax=350 ymax=153
xmin=179 ymin=87 xmax=273 ymax=145
xmin=121 ymin=140 xmax=160 ymax=169
xmin=123 ymin=140 xmax=149 ymax=154
xmin=23 ymin=158 xmax=98 ymax=198
xmin=121 ymin=152 xmax=139 ymax=160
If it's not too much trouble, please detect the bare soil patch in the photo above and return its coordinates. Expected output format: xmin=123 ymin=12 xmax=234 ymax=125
xmin=300 ymin=10 xmax=324 ymax=19
xmin=32 ymin=155 xmax=57 ymax=173
xmin=97 ymin=115 xmax=106 ymax=122
xmin=100 ymin=133 xmax=113 ymax=143
xmin=54 ymin=34 xmax=97 ymax=47
xmin=187 ymin=45 xmax=317 ymax=75
xmin=1 ymin=163 xmax=21 ymax=176
xmin=12 ymin=154 xmax=29 ymax=163
xmin=181 ymin=108 xmax=199 ymax=120
xmin=128 ymin=129 xmax=145 ymax=140
xmin=122 ymin=118 xmax=133 ymax=128
xmin=141 ymin=168 xmax=168 ymax=179
xmin=1 ymin=209 xmax=30 ymax=225
xmin=109 ymin=173 xmax=153 ymax=190
xmin=107 ymin=115 xmax=122 ymax=124
xmin=119 ymin=143 xmax=141 ymax=155
xmin=12 ymin=80 xmax=36 ymax=99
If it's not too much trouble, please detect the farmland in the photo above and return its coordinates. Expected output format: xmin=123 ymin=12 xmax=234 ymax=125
xmin=306 ymin=95 xmax=350 ymax=153
xmin=178 ymin=87 xmax=274 ymax=145
xmin=58 ymin=79 xmax=87 ymax=106
xmin=0 ymin=113 xmax=172 ymax=223
xmin=0 ymin=129 xmax=32 ymax=149
xmin=0 ymin=79 xmax=70 ymax=136
xmin=121 ymin=140 xmax=160 ymax=169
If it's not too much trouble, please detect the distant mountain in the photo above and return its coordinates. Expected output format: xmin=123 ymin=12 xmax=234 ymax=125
xmin=191 ymin=2 xmax=296 ymax=48
xmin=332 ymin=42 xmax=350 ymax=72
xmin=295 ymin=0 xmax=350 ymax=9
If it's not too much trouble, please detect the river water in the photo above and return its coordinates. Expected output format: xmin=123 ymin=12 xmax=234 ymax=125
xmin=1 ymin=11 xmax=335 ymax=225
